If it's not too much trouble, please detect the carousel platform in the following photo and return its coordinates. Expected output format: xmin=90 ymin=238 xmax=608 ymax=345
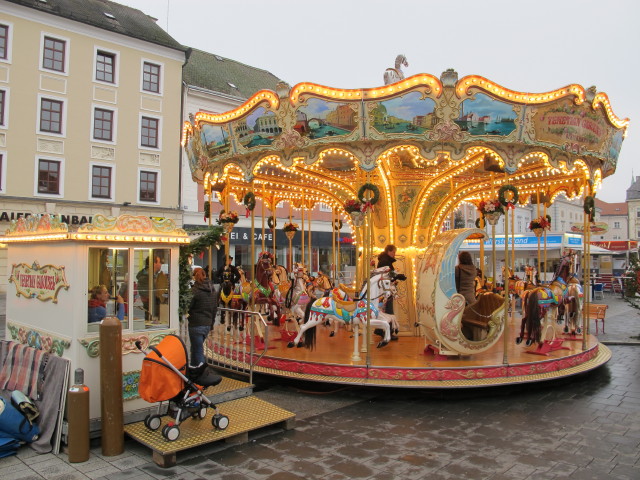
xmin=209 ymin=319 xmax=610 ymax=389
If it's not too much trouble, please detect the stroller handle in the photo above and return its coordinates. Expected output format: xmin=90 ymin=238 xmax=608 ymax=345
xmin=135 ymin=341 xmax=162 ymax=358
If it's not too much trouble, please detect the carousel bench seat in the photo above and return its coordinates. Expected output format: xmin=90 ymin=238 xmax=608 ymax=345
xmin=461 ymin=293 xmax=505 ymax=341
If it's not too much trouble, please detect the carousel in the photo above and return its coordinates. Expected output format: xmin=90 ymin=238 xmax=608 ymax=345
xmin=181 ymin=61 xmax=628 ymax=388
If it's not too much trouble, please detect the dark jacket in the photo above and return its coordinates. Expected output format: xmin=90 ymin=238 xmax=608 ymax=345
xmin=455 ymin=263 xmax=477 ymax=305
xmin=216 ymin=264 xmax=240 ymax=285
xmin=188 ymin=279 xmax=218 ymax=328
xmin=377 ymin=251 xmax=397 ymax=271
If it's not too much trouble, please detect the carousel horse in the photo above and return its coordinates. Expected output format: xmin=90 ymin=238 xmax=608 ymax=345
xmin=383 ymin=54 xmax=408 ymax=85
xmin=516 ymin=254 xmax=578 ymax=346
xmin=308 ymin=271 xmax=333 ymax=298
xmin=218 ymin=268 xmax=247 ymax=332
xmin=515 ymin=265 xmax=537 ymax=297
xmin=251 ymin=252 xmax=284 ymax=326
xmin=287 ymin=267 xmax=395 ymax=350
xmin=285 ymin=263 xmax=312 ymax=322
xmin=562 ymin=275 xmax=583 ymax=336
xmin=271 ymin=264 xmax=291 ymax=297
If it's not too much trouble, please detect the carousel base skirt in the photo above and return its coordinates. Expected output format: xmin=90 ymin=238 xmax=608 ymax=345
xmin=207 ymin=324 xmax=610 ymax=389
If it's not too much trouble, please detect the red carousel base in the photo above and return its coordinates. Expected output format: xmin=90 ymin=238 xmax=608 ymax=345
xmin=208 ymin=322 xmax=610 ymax=389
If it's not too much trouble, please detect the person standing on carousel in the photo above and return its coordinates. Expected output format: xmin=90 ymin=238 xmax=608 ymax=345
xmin=375 ymin=244 xmax=406 ymax=339
xmin=215 ymin=255 xmax=241 ymax=290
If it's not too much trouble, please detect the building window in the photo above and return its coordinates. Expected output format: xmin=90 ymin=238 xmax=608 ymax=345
xmin=38 ymin=159 xmax=61 ymax=194
xmin=0 ymin=24 xmax=8 ymax=60
xmin=40 ymin=98 xmax=63 ymax=134
xmin=614 ymin=221 xmax=621 ymax=229
xmin=93 ymin=108 xmax=114 ymax=141
xmin=141 ymin=116 xmax=158 ymax=148
xmin=43 ymin=36 xmax=65 ymax=72
xmin=91 ymin=165 xmax=112 ymax=199
xmin=142 ymin=62 xmax=160 ymax=93
xmin=0 ymin=90 xmax=5 ymax=126
xmin=139 ymin=171 xmax=157 ymax=202
xmin=96 ymin=51 xmax=115 ymax=83
xmin=636 ymin=208 xmax=640 ymax=218
xmin=0 ymin=153 xmax=3 ymax=191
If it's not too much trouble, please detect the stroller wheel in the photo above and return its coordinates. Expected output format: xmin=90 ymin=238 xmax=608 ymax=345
xmin=212 ymin=413 xmax=229 ymax=430
xmin=198 ymin=405 xmax=208 ymax=419
xmin=162 ymin=424 xmax=180 ymax=441
xmin=144 ymin=414 xmax=162 ymax=431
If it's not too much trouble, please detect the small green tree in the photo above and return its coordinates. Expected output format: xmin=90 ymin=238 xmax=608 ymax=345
xmin=178 ymin=226 xmax=224 ymax=317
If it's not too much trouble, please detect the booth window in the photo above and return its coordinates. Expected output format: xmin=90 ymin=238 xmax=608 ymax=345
xmin=87 ymin=247 xmax=170 ymax=332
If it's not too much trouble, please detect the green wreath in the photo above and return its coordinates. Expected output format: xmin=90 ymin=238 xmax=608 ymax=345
xmin=498 ymin=184 xmax=519 ymax=207
xmin=333 ymin=219 xmax=343 ymax=231
xmin=243 ymin=192 xmax=256 ymax=211
xmin=357 ymin=183 xmax=380 ymax=205
xmin=267 ymin=215 xmax=276 ymax=230
xmin=584 ymin=195 xmax=596 ymax=220
xmin=475 ymin=217 xmax=486 ymax=228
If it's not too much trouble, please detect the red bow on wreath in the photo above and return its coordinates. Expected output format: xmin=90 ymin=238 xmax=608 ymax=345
xmin=361 ymin=202 xmax=374 ymax=213
xmin=245 ymin=208 xmax=250 ymax=218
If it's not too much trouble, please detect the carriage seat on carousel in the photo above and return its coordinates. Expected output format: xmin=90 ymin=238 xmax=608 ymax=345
xmin=461 ymin=292 xmax=505 ymax=341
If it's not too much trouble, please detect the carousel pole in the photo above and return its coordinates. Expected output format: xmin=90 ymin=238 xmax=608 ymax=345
xmin=583 ymin=181 xmax=590 ymax=350
xmin=261 ymin=188 xmax=266 ymax=254
xmin=491 ymin=173 xmax=497 ymax=288
xmin=332 ymin=208 xmax=337 ymax=284
xmin=502 ymin=181 xmax=510 ymax=366
xmin=308 ymin=204 xmax=312 ymax=273
xmin=224 ymin=181 xmax=230 ymax=260
xmin=479 ymin=216 xmax=485 ymax=282
xmin=543 ymin=200 xmax=548 ymax=283
xmin=272 ymin=199 xmax=276 ymax=261
xmin=208 ymin=187 xmax=213 ymax=282
xmin=537 ymin=190 xmax=541 ymax=282
xmin=250 ymin=182 xmax=256 ymax=358
xmin=364 ymin=187 xmax=372 ymax=365
xmin=288 ymin=203 xmax=293 ymax=269
xmin=301 ymin=204 xmax=305 ymax=269
xmin=510 ymin=203 xmax=516 ymax=330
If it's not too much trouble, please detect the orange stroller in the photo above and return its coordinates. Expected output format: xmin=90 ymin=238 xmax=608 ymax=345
xmin=136 ymin=335 xmax=229 ymax=441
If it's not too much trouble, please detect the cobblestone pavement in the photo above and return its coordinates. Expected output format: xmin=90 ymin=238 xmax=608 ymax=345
xmin=1 ymin=294 xmax=639 ymax=479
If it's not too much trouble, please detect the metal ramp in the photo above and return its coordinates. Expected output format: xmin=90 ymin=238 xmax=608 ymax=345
xmin=124 ymin=376 xmax=295 ymax=467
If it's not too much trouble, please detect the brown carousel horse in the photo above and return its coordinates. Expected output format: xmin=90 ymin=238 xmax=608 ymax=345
xmin=218 ymin=268 xmax=247 ymax=332
xmin=252 ymin=252 xmax=284 ymax=325
xmin=516 ymin=254 xmax=581 ymax=346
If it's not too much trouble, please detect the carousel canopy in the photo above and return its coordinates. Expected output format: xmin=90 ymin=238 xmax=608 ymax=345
xmin=181 ymin=70 xmax=628 ymax=251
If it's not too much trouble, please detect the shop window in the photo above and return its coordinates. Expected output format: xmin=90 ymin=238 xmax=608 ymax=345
xmin=87 ymin=247 xmax=170 ymax=332
xmin=43 ymin=36 xmax=66 ymax=73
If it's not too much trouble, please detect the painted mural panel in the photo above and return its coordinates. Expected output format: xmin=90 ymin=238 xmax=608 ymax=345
xmin=534 ymin=98 xmax=609 ymax=151
xmin=295 ymin=99 xmax=356 ymax=139
xmin=371 ymin=91 xmax=436 ymax=134
xmin=201 ymin=124 xmax=230 ymax=157
xmin=456 ymin=93 xmax=516 ymax=136
xmin=235 ymin=107 xmax=281 ymax=148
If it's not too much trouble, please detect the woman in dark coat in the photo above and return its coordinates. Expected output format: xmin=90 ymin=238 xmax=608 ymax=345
xmin=455 ymin=251 xmax=477 ymax=305
xmin=374 ymin=245 xmax=406 ymax=339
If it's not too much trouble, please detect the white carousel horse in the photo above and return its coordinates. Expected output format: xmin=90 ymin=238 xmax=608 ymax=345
xmin=383 ymin=54 xmax=408 ymax=85
xmin=287 ymin=267 xmax=396 ymax=350
xmin=285 ymin=263 xmax=312 ymax=323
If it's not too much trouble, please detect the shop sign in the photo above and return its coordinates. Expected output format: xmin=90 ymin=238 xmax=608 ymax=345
xmin=0 ymin=212 xmax=92 ymax=225
xmin=590 ymin=240 xmax=638 ymax=252
xmin=9 ymin=261 xmax=70 ymax=303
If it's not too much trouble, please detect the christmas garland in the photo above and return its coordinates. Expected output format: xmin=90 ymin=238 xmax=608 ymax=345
xmin=584 ymin=195 xmax=596 ymax=221
xmin=357 ymin=183 xmax=380 ymax=205
xmin=243 ymin=192 xmax=256 ymax=211
xmin=267 ymin=215 xmax=276 ymax=230
xmin=498 ymin=184 xmax=519 ymax=207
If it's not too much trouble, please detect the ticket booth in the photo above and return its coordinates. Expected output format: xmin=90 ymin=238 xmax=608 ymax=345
xmin=1 ymin=214 xmax=188 ymax=425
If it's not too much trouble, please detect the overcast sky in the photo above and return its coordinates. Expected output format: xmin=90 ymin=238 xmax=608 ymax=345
xmin=118 ymin=0 xmax=639 ymax=203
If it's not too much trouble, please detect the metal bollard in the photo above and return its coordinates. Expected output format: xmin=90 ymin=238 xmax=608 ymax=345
xmin=99 ymin=316 xmax=124 ymax=456
xmin=67 ymin=368 xmax=90 ymax=462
